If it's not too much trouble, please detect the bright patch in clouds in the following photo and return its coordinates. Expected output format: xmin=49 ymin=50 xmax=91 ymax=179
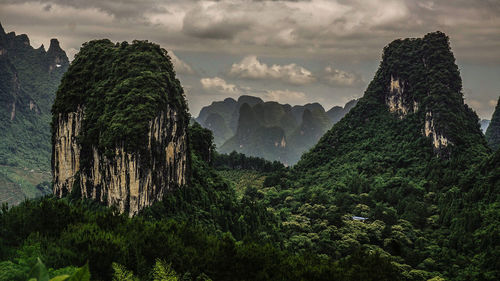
xmin=264 ymin=89 xmax=307 ymax=104
xmin=169 ymin=51 xmax=194 ymax=75
xmin=200 ymin=77 xmax=238 ymax=94
xmin=323 ymin=66 xmax=364 ymax=87
xmin=229 ymin=56 xmax=315 ymax=85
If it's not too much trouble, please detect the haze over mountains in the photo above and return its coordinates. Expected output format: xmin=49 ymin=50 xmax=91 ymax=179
xmin=196 ymin=96 xmax=358 ymax=164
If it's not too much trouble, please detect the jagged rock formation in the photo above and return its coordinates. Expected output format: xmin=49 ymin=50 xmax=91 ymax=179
xmin=52 ymin=40 xmax=189 ymax=215
xmin=0 ymin=22 xmax=69 ymax=205
xmin=485 ymin=97 xmax=500 ymax=151
xmin=197 ymin=95 xmax=357 ymax=164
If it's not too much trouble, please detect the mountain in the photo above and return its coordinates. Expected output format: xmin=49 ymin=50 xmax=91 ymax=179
xmin=51 ymin=39 xmax=189 ymax=215
xmin=485 ymin=97 xmax=500 ymax=150
xmin=326 ymin=99 xmax=358 ymax=123
xmin=198 ymin=96 xmax=357 ymax=164
xmin=196 ymin=95 xmax=264 ymax=146
xmin=264 ymin=31 xmax=495 ymax=279
xmin=0 ymin=23 xmax=69 ymax=206
xmin=480 ymin=119 xmax=490 ymax=133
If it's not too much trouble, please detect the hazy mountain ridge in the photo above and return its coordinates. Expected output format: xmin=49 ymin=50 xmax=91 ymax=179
xmin=197 ymin=95 xmax=358 ymax=164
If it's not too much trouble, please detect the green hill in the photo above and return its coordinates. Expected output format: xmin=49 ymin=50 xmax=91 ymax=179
xmin=262 ymin=31 xmax=496 ymax=279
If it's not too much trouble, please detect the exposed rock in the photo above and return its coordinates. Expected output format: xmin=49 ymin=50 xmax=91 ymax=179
xmin=424 ymin=111 xmax=450 ymax=150
xmin=53 ymin=106 xmax=188 ymax=215
xmin=386 ymin=75 xmax=418 ymax=118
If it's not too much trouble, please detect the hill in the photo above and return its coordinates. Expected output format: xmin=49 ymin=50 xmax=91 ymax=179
xmin=260 ymin=31 xmax=496 ymax=279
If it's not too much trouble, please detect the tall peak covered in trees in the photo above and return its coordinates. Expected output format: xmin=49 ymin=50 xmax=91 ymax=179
xmin=486 ymin=96 xmax=500 ymax=151
xmin=268 ymin=32 xmax=496 ymax=279
xmin=51 ymin=39 xmax=189 ymax=215
xmin=298 ymin=31 xmax=485 ymax=169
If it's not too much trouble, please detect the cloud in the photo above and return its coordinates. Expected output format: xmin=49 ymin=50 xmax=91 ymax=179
xmin=182 ymin=3 xmax=251 ymax=40
xmin=2 ymin=0 xmax=167 ymax=19
xmin=200 ymin=77 xmax=239 ymax=95
xmin=489 ymin=99 xmax=498 ymax=107
xmin=322 ymin=66 xmax=365 ymax=87
xmin=228 ymin=55 xmax=315 ymax=85
xmin=168 ymin=51 xmax=194 ymax=75
xmin=264 ymin=89 xmax=307 ymax=104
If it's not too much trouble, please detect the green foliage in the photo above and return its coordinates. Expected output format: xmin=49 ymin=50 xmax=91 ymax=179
xmin=189 ymin=122 xmax=215 ymax=163
xmin=112 ymin=263 xmax=139 ymax=281
xmin=151 ymin=260 xmax=178 ymax=281
xmin=27 ymin=258 xmax=89 ymax=281
xmin=213 ymin=151 xmax=285 ymax=173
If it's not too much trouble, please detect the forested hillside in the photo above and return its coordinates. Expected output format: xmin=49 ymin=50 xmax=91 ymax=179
xmin=257 ymin=31 xmax=498 ymax=280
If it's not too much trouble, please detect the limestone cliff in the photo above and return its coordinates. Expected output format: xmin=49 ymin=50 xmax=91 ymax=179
xmin=377 ymin=31 xmax=484 ymax=156
xmin=53 ymin=106 xmax=187 ymax=215
xmin=51 ymin=39 xmax=189 ymax=215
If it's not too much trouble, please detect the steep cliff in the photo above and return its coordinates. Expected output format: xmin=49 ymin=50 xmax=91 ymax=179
xmin=0 ymin=22 xmax=69 ymax=205
xmin=52 ymin=40 xmax=189 ymax=215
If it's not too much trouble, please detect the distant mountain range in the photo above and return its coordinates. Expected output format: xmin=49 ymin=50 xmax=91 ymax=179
xmin=196 ymin=95 xmax=358 ymax=165
xmin=0 ymin=23 xmax=69 ymax=205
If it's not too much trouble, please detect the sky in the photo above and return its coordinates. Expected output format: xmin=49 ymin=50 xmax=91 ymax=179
xmin=1 ymin=0 xmax=499 ymax=119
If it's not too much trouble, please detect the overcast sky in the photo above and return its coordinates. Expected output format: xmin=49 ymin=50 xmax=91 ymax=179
xmin=1 ymin=0 xmax=499 ymax=118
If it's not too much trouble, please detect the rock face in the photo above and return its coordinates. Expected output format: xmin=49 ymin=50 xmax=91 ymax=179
xmin=386 ymin=75 xmax=418 ymax=118
xmin=52 ymin=39 xmax=189 ymax=215
xmin=53 ymin=107 xmax=187 ymax=215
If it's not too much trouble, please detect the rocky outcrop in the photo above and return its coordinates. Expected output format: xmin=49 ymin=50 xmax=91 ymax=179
xmin=386 ymin=75 xmax=418 ymax=118
xmin=53 ymin=107 xmax=83 ymax=197
xmin=424 ymin=111 xmax=450 ymax=150
xmin=53 ymin=106 xmax=188 ymax=215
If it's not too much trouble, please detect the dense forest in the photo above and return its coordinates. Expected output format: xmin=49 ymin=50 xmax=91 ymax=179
xmin=0 ymin=31 xmax=499 ymax=281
